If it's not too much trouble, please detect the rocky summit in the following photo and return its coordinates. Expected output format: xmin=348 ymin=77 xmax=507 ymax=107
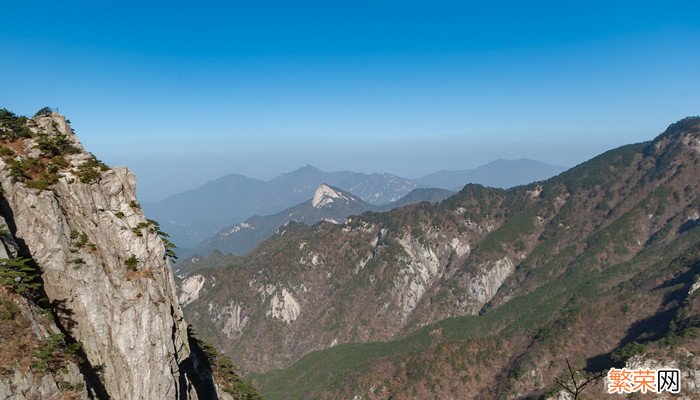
xmin=0 ymin=109 xmax=261 ymax=399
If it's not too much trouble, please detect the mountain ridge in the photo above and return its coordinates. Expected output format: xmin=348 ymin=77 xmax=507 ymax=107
xmin=179 ymin=116 xmax=700 ymax=399
xmin=181 ymin=185 xmax=455 ymax=260
xmin=144 ymin=165 xmax=418 ymax=247
xmin=415 ymin=158 xmax=567 ymax=190
xmin=181 ymin=184 xmax=377 ymax=260
xmin=145 ymin=160 xmax=564 ymax=248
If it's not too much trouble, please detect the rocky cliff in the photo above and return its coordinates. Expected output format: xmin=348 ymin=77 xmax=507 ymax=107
xmin=0 ymin=211 xmax=88 ymax=399
xmin=0 ymin=109 xmax=258 ymax=399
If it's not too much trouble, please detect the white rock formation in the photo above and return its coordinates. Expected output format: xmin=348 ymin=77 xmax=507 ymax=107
xmin=267 ymin=288 xmax=301 ymax=323
xmin=220 ymin=301 xmax=249 ymax=337
xmin=179 ymin=274 xmax=206 ymax=306
xmin=467 ymin=257 xmax=514 ymax=305
xmin=312 ymin=184 xmax=349 ymax=208
xmin=450 ymin=237 xmax=471 ymax=257
xmin=393 ymin=232 xmax=442 ymax=319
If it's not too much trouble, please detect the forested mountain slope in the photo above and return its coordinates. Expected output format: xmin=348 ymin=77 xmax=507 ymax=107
xmin=182 ymin=117 xmax=700 ymax=399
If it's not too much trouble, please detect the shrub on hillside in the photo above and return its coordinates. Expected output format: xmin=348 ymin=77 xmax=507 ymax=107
xmin=76 ymin=155 xmax=109 ymax=184
xmin=0 ymin=109 xmax=33 ymax=140
xmin=0 ymin=257 xmax=42 ymax=295
xmin=33 ymin=107 xmax=54 ymax=117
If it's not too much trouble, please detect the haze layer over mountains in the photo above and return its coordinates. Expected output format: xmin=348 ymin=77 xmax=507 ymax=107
xmin=144 ymin=159 xmax=565 ymax=250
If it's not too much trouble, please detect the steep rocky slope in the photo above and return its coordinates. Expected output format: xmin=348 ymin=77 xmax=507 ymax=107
xmin=0 ymin=216 xmax=87 ymax=399
xmin=181 ymin=117 xmax=700 ymax=398
xmin=0 ymin=108 xmax=260 ymax=399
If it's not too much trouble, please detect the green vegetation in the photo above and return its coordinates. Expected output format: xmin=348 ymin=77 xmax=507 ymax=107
xmin=148 ymin=219 xmax=178 ymax=261
xmin=24 ymin=171 xmax=61 ymax=191
xmin=131 ymin=222 xmax=148 ymax=237
xmin=70 ymin=231 xmax=90 ymax=249
xmin=5 ymin=155 xmax=64 ymax=191
xmin=57 ymin=380 xmax=85 ymax=392
xmin=71 ymin=258 xmax=86 ymax=267
xmin=0 ymin=108 xmax=109 ymax=191
xmin=7 ymin=157 xmax=41 ymax=182
xmin=33 ymin=107 xmax=54 ymax=117
xmin=0 ymin=108 xmax=33 ymax=139
xmin=76 ymin=155 xmax=109 ymax=184
xmin=252 ymin=222 xmax=700 ymax=399
xmin=609 ymin=342 xmax=645 ymax=365
xmin=657 ymin=256 xmax=700 ymax=348
xmin=189 ymin=329 xmax=263 ymax=400
xmin=0 ymin=146 xmax=15 ymax=158
xmin=124 ymin=255 xmax=138 ymax=271
xmin=31 ymin=332 xmax=82 ymax=372
xmin=478 ymin=203 xmax=539 ymax=253
xmin=131 ymin=219 xmax=177 ymax=261
xmin=188 ymin=119 xmax=700 ymax=399
xmin=0 ymin=298 xmax=19 ymax=320
xmin=547 ymin=143 xmax=645 ymax=194
xmin=0 ymin=110 xmax=87 ymax=191
xmin=34 ymin=132 xmax=79 ymax=157
xmin=0 ymin=257 xmax=42 ymax=295
xmin=645 ymin=116 xmax=700 ymax=179
xmin=162 ymin=236 xmax=177 ymax=261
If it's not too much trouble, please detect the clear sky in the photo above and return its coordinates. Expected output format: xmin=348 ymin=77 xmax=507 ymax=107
xmin=1 ymin=1 xmax=699 ymax=202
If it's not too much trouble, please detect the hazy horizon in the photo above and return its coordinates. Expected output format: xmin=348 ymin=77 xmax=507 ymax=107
xmin=102 ymin=130 xmax=663 ymax=202
xmin=2 ymin=1 xmax=698 ymax=201
xmin=129 ymin=156 xmax=574 ymax=203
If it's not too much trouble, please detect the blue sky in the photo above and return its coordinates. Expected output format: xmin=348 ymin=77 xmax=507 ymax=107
xmin=1 ymin=1 xmax=699 ymax=201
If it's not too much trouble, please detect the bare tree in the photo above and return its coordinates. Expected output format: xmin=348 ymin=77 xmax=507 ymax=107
xmin=553 ymin=358 xmax=606 ymax=400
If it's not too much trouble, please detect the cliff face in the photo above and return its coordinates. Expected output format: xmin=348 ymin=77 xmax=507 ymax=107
xmin=0 ymin=110 xmax=240 ymax=399
xmin=0 ymin=289 xmax=88 ymax=400
xmin=0 ymin=213 xmax=87 ymax=400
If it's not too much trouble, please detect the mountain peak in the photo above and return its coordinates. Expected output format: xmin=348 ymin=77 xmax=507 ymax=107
xmin=296 ymin=164 xmax=322 ymax=173
xmin=657 ymin=116 xmax=700 ymax=141
xmin=270 ymin=164 xmax=323 ymax=182
xmin=648 ymin=116 xmax=700 ymax=156
xmin=312 ymin=183 xmax=349 ymax=208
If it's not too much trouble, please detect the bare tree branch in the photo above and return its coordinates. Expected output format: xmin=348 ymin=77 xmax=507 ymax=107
xmin=552 ymin=358 xmax=606 ymax=400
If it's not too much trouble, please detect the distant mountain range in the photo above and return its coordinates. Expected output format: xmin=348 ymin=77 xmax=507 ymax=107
xmin=144 ymin=160 xmax=564 ymax=248
xmin=415 ymin=158 xmax=566 ymax=190
xmin=184 ymin=185 xmax=454 ymax=258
